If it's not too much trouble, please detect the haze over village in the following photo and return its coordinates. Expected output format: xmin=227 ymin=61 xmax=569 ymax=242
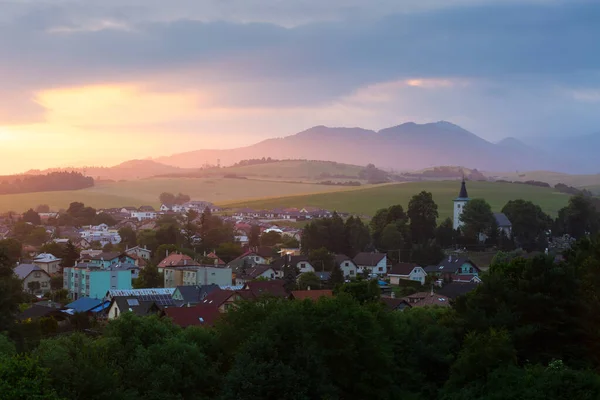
xmin=2 ymin=1 xmax=600 ymax=399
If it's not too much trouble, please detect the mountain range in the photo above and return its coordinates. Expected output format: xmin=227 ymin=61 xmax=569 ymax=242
xmin=155 ymin=121 xmax=596 ymax=173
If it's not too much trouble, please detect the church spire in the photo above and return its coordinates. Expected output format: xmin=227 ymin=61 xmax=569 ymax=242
xmin=458 ymin=178 xmax=469 ymax=199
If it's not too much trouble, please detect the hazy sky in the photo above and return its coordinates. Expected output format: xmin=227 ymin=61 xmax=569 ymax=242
xmin=0 ymin=0 xmax=599 ymax=173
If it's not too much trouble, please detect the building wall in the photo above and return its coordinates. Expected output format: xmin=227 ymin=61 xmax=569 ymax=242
xmin=35 ymin=261 xmax=61 ymax=275
xmin=164 ymin=268 xmax=184 ymax=288
xmin=340 ymin=261 xmax=357 ymax=278
xmin=22 ymin=272 xmax=51 ymax=294
xmin=195 ymin=267 xmax=232 ymax=286
xmin=453 ymin=200 xmax=468 ymax=230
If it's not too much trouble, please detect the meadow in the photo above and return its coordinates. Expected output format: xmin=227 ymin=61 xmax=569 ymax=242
xmin=223 ymin=180 xmax=571 ymax=219
xmin=0 ymin=177 xmax=361 ymax=213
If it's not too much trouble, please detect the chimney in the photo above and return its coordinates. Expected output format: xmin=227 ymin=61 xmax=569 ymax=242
xmin=307 ymin=286 xmax=311 ymax=291
xmin=448 ymin=255 xmax=452 ymax=263
xmin=166 ymin=250 xmax=169 ymax=257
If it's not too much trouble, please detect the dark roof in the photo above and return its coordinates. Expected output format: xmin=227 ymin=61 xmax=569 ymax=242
xmin=255 ymin=246 xmax=274 ymax=258
xmin=14 ymin=264 xmax=48 ymax=280
xmin=424 ymin=255 xmax=480 ymax=274
xmin=175 ymin=285 xmax=220 ymax=304
xmin=90 ymin=252 xmax=122 ymax=261
xmin=314 ymin=271 xmax=331 ymax=281
xmin=199 ymin=290 xmax=236 ymax=307
xmin=17 ymin=304 xmax=64 ymax=320
xmin=380 ymin=297 xmax=411 ymax=311
xmin=112 ymin=296 xmax=161 ymax=316
xmin=236 ymin=264 xmax=274 ymax=280
xmin=290 ymin=290 xmax=333 ymax=300
xmin=138 ymin=205 xmax=155 ymax=211
xmin=353 ymin=252 xmax=386 ymax=266
xmin=271 ymin=255 xmax=310 ymax=270
xmin=493 ymin=212 xmax=512 ymax=227
xmin=66 ymin=297 xmax=104 ymax=313
xmin=388 ymin=263 xmax=420 ymax=276
xmin=164 ymin=304 xmax=221 ymax=327
xmin=457 ymin=179 xmax=469 ymax=199
xmin=244 ymin=280 xmax=288 ymax=298
xmin=334 ymin=254 xmax=352 ymax=264
xmin=436 ymin=282 xmax=479 ymax=299
xmin=404 ymin=292 xmax=451 ymax=307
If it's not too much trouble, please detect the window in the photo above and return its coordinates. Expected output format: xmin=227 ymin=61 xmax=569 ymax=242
xmin=469 ymin=267 xmax=473 ymax=273
xmin=34 ymin=272 xmax=41 ymax=278
xmin=349 ymin=270 xmax=355 ymax=275
xmin=211 ymin=272 xmax=215 ymax=276
xmin=41 ymin=282 xmax=48 ymax=287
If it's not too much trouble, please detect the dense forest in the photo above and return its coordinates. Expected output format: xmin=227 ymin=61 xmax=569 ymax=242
xmin=3 ymin=236 xmax=600 ymax=399
xmin=0 ymin=172 xmax=94 ymax=195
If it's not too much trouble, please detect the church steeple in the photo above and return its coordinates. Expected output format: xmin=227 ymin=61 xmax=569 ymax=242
xmin=458 ymin=178 xmax=469 ymax=199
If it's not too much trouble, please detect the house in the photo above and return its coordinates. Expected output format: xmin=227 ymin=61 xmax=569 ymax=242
xmin=64 ymin=297 xmax=106 ymax=314
xmin=157 ymin=253 xmax=198 ymax=273
xmin=181 ymin=266 xmax=233 ymax=287
xmin=403 ymin=291 xmax=451 ymax=308
xmin=204 ymin=252 xmax=225 ymax=266
xmin=436 ymin=282 xmax=479 ymax=300
xmin=120 ymin=207 xmax=138 ymax=214
xmin=164 ymin=304 xmax=221 ymax=327
xmin=17 ymin=304 xmax=67 ymax=322
xmin=353 ymin=252 xmax=388 ymax=275
xmin=131 ymin=211 xmax=157 ymax=221
xmin=172 ymin=284 xmax=221 ymax=305
xmin=125 ymin=246 xmax=152 ymax=261
xmin=290 ymin=290 xmax=333 ymax=301
xmin=380 ymin=296 xmax=412 ymax=311
xmin=493 ymin=212 xmax=513 ymax=236
xmin=84 ymin=252 xmax=137 ymax=269
xmin=198 ymin=289 xmax=239 ymax=312
xmin=105 ymin=288 xmax=176 ymax=307
xmin=423 ymin=255 xmax=481 ymax=282
xmin=388 ymin=263 xmax=427 ymax=285
xmin=138 ymin=205 xmax=155 ymax=212
xmin=228 ymin=251 xmax=268 ymax=269
xmin=313 ymin=271 xmax=331 ymax=282
xmin=271 ymin=255 xmax=315 ymax=278
xmin=107 ymin=296 xmax=161 ymax=320
xmin=33 ymin=253 xmax=62 ymax=275
xmin=241 ymin=279 xmax=288 ymax=299
xmin=234 ymin=265 xmax=276 ymax=285
xmin=335 ymin=254 xmax=358 ymax=279
xmin=63 ymin=265 xmax=136 ymax=300
xmin=14 ymin=264 xmax=51 ymax=294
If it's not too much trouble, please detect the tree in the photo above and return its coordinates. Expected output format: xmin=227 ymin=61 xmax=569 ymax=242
xmin=344 ymin=216 xmax=371 ymax=257
xmin=379 ymin=223 xmax=403 ymax=257
xmin=555 ymin=195 xmax=600 ymax=239
xmin=408 ymin=191 xmax=439 ymax=245
xmin=460 ymin=199 xmax=495 ymax=242
xmin=334 ymin=280 xmax=380 ymax=304
xmin=216 ymin=242 xmax=243 ymax=263
xmin=27 ymin=281 xmax=41 ymax=294
xmin=93 ymin=213 xmax=117 ymax=227
xmin=61 ymin=241 xmax=79 ymax=269
xmin=248 ymin=225 xmax=261 ymax=248
xmin=27 ymin=227 xmax=49 ymax=246
xmin=180 ymin=209 xmax=199 ymax=248
xmin=435 ymin=217 xmax=455 ymax=248
xmin=329 ymin=264 xmax=345 ymax=287
xmin=371 ymin=204 xmax=409 ymax=250
xmin=0 ymin=239 xmax=22 ymax=265
xmin=260 ymin=231 xmax=282 ymax=247
xmin=133 ymin=264 xmax=163 ymax=288
xmin=0 ymin=249 xmax=26 ymax=331
xmin=0 ymin=355 xmax=63 ymax=400
xmin=50 ymin=276 xmax=64 ymax=292
xmin=502 ymin=199 xmax=551 ymax=251
xmin=35 ymin=204 xmax=50 ymax=213
xmin=137 ymin=230 xmax=158 ymax=253
xmin=118 ymin=226 xmax=137 ymax=248
xmin=102 ymin=243 xmax=114 ymax=252
xmin=308 ymin=247 xmax=335 ymax=271
xmin=159 ymin=192 xmax=177 ymax=206
xmin=297 ymin=272 xmax=322 ymax=290
xmin=22 ymin=209 xmax=41 ymax=225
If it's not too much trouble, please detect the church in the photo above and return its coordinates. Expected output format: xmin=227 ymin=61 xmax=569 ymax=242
xmin=452 ymin=179 xmax=512 ymax=236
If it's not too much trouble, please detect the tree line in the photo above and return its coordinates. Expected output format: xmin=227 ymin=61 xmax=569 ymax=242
xmin=0 ymin=172 xmax=93 ymax=195
xmin=3 ymin=237 xmax=600 ymax=398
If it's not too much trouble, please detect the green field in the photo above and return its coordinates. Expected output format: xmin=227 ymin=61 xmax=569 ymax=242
xmin=0 ymin=177 xmax=361 ymax=213
xmin=490 ymin=170 xmax=600 ymax=187
xmin=223 ymin=181 xmax=571 ymax=219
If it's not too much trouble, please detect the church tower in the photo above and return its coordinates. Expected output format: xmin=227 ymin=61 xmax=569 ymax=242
xmin=453 ymin=178 xmax=470 ymax=230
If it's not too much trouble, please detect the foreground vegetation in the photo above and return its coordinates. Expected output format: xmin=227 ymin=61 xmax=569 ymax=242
xmin=3 ymin=236 xmax=600 ymax=399
xmin=225 ymin=181 xmax=571 ymax=218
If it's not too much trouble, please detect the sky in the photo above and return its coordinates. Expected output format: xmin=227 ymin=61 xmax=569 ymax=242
xmin=0 ymin=0 xmax=599 ymax=173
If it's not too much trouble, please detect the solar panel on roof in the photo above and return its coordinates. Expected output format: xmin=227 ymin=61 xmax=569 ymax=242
xmin=127 ymin=299 xmax=139 ymax=306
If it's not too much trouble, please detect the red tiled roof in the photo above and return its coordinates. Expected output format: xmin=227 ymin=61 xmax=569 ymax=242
xmin=206 ymin=252 xmax=225 ymax=265
xmin=404 ymin=292 xmax=451 ymax=307
xmin=199 ymin=289 xmax=236 ymax=307
xmin=164 ymin=304 xmax=221 ymax=327
xmin=244 ymin=280 xmax=288 ymax=298
xmin=290 ymin=290 xmax=333 ymax=300
xmin=158 ymin=254 xmax=197 ymax=268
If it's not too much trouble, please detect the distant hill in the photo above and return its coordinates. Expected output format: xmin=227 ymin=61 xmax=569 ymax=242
xmin=525 ymin=132 xmax=600 ymax=174
xmin=26 ymin=159 xmax=191 ymax=181
xmin=156 ymin=121 xmax=573 ymax=172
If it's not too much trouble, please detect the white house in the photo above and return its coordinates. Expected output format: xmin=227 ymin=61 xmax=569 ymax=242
xmin=353 ymin=252 xmax=387 ymax=275
xmin=33 ymin=253 xmax=62 ymax=275
xmin=388 ymin=263 xmax=427 ymax=285
xmin=125 ymin=246 xmax=152 ymax=260
xmin=335 ymin=254 xmax=358 ymax=279
xmin=131 ymin=211 xmax=157 ymax=221
xmin=271 ymin=255 xmax=315 ymax=278
xmin=453 ymin=178 xmax=470 ymax=230
xmin=234 ymin=265 xmax=276 ymax=285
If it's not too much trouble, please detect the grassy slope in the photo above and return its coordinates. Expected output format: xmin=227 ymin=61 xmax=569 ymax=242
xmin=193 ymin=160 xmax=365 ymax=180
xmin=490 ymin=170 xmax=600 ymax=187
xmin=223 ymin=181 xmax=571 ymax=219
xmin=0 ymin=178 xmax=359 ymax=213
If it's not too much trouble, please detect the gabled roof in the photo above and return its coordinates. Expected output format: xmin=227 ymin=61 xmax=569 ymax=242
xmin=205 ymin=252 xmax=225 ymax=265
xmin=353 ymin=252 xmax=386 ymax=266
xmin=493 ymin=212 xmax=512 ymax=227
xmin=388 ymin=263 xmax=421 ymax=276
xmin=164 ymin=304 xmax=221 ymax=327
xmin=236 ymin=264 xmax=274 ymax=280
xmin=271 ymin=255 xmax=310 ymax=270
xmin=436 ymin=282 xmax=479 ymax=299
xmin=18 ymin=305 xmax=65 ymax=320
xmin=243 ymin=280 xmax=288 ymax=298
xmin=456 ymin=179 xmax=469 ymax=200
xmin=111 ymin=296 xmax=160 ymax=316
xmin=158 ymin=253 xmax=197 ymax=268
xmin=424 ymin=255 xmax=480 ymax=274
xmin=314 ymin=271 xmax=331 ymax=281
xmin=34 ymin=253 xmax=61 ymax=263
xmin=290 ymin=290 xmax=333 ymax=300
xmin=404 ymin=292 xmax=451 ymax=307
xmin=199 ymin=289 xmax=236 ymax=307
xmin=90 ymin=252 xmax=122 ymax=261
xmin=380 ymin=297 xmax=411 ymax=311
xmin=65 ymin=297 xmax=104 ymax=313
xmin=13 ymin=264 xmax=48 ymax=280
xmin=175 ymin=284 xmax=220 ymax=304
